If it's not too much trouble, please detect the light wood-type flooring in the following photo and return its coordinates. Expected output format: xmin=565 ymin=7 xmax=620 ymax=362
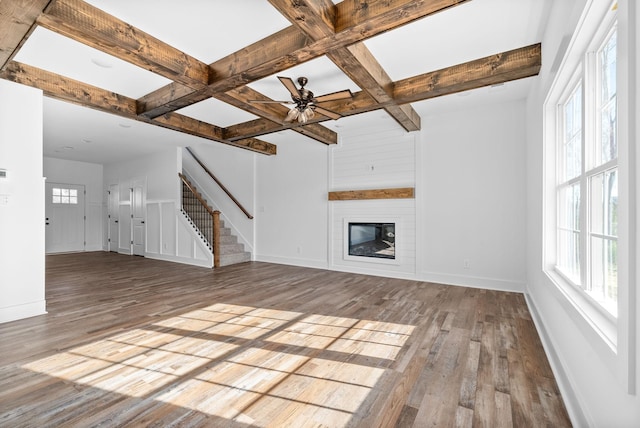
xmin=0 ymin=252 xmax=571 ymax=427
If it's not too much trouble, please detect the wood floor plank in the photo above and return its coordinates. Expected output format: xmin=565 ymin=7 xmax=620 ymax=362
xmin=0 ymin=253 xmax=572 ymax=427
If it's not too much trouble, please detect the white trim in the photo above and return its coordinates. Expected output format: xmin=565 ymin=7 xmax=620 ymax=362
xmin=420 ymin=271 xmax=526 ymax=293
xmin=145 ymin=252 xmax=212 ymax=269
xmin=254 ymin=254 xmax=329 ymax=271
xmin=524 ymin=292 xmax=592 ymax=428
xmin=0 ymin=300 xmax=47 ymax=324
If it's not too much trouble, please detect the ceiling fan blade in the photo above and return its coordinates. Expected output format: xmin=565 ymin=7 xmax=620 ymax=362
xmin=314 ymin=106 xmax=342 ymax=120
xmin=277 ymin=76 xmax=300 ymax=99
xmin=248 ymin=100 xmax=294 ymax=104
xmin=313 ymin=89 xmax=353 ymax=103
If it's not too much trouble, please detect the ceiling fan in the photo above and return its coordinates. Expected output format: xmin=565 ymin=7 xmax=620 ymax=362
xmin=249 ymin=76 xmax=353 ymax=124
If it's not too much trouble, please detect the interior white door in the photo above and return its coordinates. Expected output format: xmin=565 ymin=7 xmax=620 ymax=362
xmin=131 ymin=183 xmax=145 ymax=256
xmin=107 ymin=184 xmax=119 ymax=252
xmin=45 ymin=182 xmax=85 ymax=253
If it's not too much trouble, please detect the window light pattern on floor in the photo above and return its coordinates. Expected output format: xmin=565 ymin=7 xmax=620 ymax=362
xmin=22 ymin=303 xmax=414 ymax=427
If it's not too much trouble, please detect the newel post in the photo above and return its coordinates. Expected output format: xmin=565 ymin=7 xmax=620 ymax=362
xmin=212 ymin=210 xmax=221 ymax=268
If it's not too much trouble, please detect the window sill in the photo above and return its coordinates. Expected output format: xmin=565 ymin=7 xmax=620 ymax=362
xmin=545 ymin=268 xmax=617 ymax=352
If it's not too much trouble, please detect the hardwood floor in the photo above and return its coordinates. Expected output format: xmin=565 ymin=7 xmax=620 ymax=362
xmin=0 ymin=252 xmax=571 ymax=427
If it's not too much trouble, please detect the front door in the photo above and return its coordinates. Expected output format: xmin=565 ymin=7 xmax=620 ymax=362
xmin=45 ymin=182 xmax=85 ymax=253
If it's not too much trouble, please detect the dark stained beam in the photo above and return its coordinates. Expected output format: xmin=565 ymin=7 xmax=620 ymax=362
xmin=269 ymin=0 xmax=421 ymax=131
xmin=392 ymin=43 xmax=542 ymax=104
xmin=329 ymin=43 xmax=421 ymax=131
xmin=0 ymin=61 xmax=277 ymax=155
xmin=1 ymin=60 xmax=137 ymax=115
xmin=138 ymin=26 xmax=311 ymax=118
xmin=37 ymin=0 xmax=211 ymax=88
xmin=0 ymin=0 xmax=53 ymax=70
xmin=138 ymin=0 xmax=471 ymax=118
xmin=223 ymin=43 xmax=542 ymax=139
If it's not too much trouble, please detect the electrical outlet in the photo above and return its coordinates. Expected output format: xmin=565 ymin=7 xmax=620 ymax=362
xmin=463 ymin=259 xmax=471 ymax=269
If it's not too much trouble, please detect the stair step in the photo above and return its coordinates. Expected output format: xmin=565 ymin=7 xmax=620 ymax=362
xmin=219 ymin=252 xmax=251 ymax=267
xmin=219 ymin=243 xmax=244 ymax=255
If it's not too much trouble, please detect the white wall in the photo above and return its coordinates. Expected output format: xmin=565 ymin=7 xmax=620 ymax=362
xmin=104 ymin=148 xmax=211 ymax=267
xmin=255 ymin=133 xmax=329 ymax=268
xmin=525 ymin=0 xmax=640 ymax=426
xmin=419 ymin=100 xmax=527 ymax=291
xmin=44 ymin=157 xmax=103 ymax=251
xmin=0 ymin=80 xmax=46 ymax=323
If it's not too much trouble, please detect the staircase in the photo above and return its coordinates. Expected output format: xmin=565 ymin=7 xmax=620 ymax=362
xmin=181 ymin=176 xmax=251 ymax=267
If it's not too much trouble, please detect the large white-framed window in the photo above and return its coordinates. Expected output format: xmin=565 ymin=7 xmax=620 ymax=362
xmin=543 ymin=0 xmax=636 ymax=394
xmin=556 ymin=23 xmax=618 ymax=318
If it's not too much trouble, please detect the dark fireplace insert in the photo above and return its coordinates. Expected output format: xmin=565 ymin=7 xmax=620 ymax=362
xmin=348 ymin=222 xmax=395 ymax=259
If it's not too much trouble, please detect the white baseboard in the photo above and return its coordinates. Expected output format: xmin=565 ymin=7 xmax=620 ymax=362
xmin=0 ymin=300 xmax=47 ymax=324
xmin=524 ymin=292 xmax=589 ymax=428
xmin=145 ymin=252 xmax=212 ymax=269
xmin=420 ymin=271 xmax=526 ymax=293
xmin=255 ymin=254 xmax=329 ymax=270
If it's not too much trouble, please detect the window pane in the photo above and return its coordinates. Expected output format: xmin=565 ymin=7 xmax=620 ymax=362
xmin=70 ymin=196 xmax=78 ymax=204
xmin=562 ymin=84 xmax=582 ymax=180
xmin=52 ymin=188 xmax=61 ymax=196
xmin=559 ymin=183 xmax=580 ymax=230
xmin=596 ymin=29 xmax=617 ymax=166
xmin=558 ymin=230 xmax=581 ymax=284
xmin=606 ymin=169 xmax=618 ymax=236
xmin=70 ymin=189 xmax=78 ymax=197
xmin=52 ymin=195 xmax=61 ymax=204
xmin=590 ymin=236 xmax=617 ymax=316
xmin=61 ymin=196 xmax=69 ymax=204
xmin=558 ymin=183 xmax=581 ymax=284
xmin=61 ymin=188 xmax=69 ymax=196
xmin=590 ymin=169 xmax=618 ymax=237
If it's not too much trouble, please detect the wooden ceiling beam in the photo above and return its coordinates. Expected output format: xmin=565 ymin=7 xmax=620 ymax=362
xmin=154 ymin=113 xmax=277 ymax=155
xmin=37 ymin=0 xmax=211 ymax=89
xmin=137 ymin=0 xmax=471 ymax=118
xmin=224 ymin=43 xmax=542 ymax=138
xmin=0 ymin=61 xmax=277 ymax=155
xmin=392 ymin=43 xmax=542 ymax=104
xmin=138 ymin=26 xmax=311 ymax=118
xmin=269 ymin=0 xmax=421 ymax=131
xmin=0 ymin=0 xmax=53 ymax=70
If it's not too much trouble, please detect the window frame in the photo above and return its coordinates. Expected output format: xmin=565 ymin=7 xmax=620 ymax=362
xmin=542 ymin=0 xmax=635 ymax=394
xmin=554 ymin=18 xmax=619 ymax=324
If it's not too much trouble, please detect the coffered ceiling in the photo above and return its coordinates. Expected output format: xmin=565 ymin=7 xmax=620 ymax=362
xmin=0 ymin=0 xmax=550 ymax=164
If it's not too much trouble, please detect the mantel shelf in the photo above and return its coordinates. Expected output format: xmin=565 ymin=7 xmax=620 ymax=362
xmin=328 ymin=187 xmax=414 ymax=201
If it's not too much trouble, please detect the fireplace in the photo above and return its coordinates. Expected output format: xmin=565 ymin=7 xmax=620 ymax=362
xmin=347 ymin=222 xmax=395 ymax=260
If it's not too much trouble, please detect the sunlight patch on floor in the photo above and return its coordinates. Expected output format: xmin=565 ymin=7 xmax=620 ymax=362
xmin=22 ymin=303 xmax=414 ymax=427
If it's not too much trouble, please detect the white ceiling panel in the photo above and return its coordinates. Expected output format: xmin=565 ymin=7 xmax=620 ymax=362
xmin=14 ymin=27 xmax=171 ymax=98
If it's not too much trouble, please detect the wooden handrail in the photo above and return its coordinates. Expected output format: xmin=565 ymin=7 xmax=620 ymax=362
xmin=179 ymin=173 xmax=221 ymax=268
xmin=185 ymin=147 xmax=254 ymax=219
xmin=179 ymin=173 xmax=217 ymax=217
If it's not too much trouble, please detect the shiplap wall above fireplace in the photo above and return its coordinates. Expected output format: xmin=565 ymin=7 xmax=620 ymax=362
xmin=328 ymin=124 xmax=417 ymax=278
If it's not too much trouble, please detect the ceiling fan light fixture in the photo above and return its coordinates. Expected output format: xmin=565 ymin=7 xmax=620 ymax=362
xmin=285 ymin=107 xmax=299 ymax=122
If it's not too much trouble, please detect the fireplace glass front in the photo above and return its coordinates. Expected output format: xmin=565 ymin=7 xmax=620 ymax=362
xmin=348 ymin=222 xmax=395 ymax=259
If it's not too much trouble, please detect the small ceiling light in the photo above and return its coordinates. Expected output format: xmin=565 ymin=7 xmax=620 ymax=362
xmin=119 ymin=123 xmax=131 ymax=128
xmin=91 ymin=58 xmax=113 ymax=69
